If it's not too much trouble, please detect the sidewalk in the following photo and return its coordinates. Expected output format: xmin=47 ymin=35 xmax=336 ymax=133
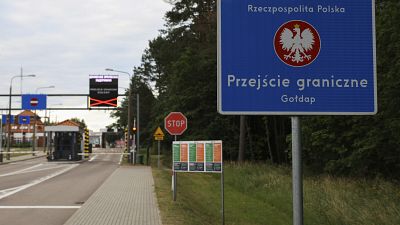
xmin=64 ymin=166 xmax=162 ymax=225
xmin=0 ymin=150 xmax=47 ymax=164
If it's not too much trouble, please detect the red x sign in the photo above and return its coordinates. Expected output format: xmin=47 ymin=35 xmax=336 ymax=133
xmin=89 ymin=97 xmax=117 ymax=107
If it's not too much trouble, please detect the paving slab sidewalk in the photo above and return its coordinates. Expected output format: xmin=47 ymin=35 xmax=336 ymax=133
xmin=64 ymin=166 xmax=162 ymax=225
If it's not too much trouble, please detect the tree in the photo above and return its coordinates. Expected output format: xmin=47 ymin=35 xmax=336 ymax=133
xmin=301 ymin=1 xmax=400 ymax=178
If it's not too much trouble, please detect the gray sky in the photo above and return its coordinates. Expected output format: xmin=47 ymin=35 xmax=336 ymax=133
xmin=0 ymin=0 xmax=172 ymax=131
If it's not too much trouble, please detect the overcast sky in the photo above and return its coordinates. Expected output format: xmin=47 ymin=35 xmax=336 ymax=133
xmin=0 ymin=0 xmax=172 ymax=131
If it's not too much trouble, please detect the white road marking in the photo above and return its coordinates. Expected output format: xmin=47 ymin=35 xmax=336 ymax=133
xmin=0 ymin=186 xmax=21 ymax=194
xmin=0 ymin=164 xmax=79 ymax=200
xmin=0 ymin=206 xmax=81 ymax=209
xmin=9 ymin=162 xmax=38 ymax=165
xmin=0 ymin=164 xmax=68 ymax=177
xmin=14 ymin=165 xmax=66 ymax=175
xmin=0 ymin=164 xmax=43 ymax=177
xmin=88 ymin=155 xmax=98 ymax=162
xmin=119 ymin=154 xmax=123 ymax=165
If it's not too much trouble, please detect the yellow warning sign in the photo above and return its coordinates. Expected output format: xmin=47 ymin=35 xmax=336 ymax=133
xmin=155 ymin=136 xmax=164 ymax=141
xmin=154 ymin=127 xmax=165 ymax=136
xmin=154 ymin=127 xmax=165 ymax=141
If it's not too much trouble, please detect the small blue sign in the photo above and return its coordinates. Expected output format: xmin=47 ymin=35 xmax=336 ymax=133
xmin=18 ymin=116 xmax=31 ymax=124
xmin=218 ymin=0 xmax=377 ymax=115
xmin=2 ymin=115 xmax=15 ymax=124
xmin=22 ymin=94 xmax=47 ymax=110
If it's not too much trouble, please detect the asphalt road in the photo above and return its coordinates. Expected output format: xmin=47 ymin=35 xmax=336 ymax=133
xmin=0 ymin=148 xmax=123 ymax=225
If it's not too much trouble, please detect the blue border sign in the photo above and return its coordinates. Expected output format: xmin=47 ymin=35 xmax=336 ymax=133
xmin=218 ymin=0 xmax=377 ymax=115
xmin=2 ymin=115 xmax=15 ymax=124
xmin=22 ymin=94 xmax=47 ymax=110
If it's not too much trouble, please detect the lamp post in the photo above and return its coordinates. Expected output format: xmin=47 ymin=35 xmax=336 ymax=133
xmin=32 ymin=86 xmax=55 ymax=155
xmin=6 ymin=74 xmax=36 ymax=160
xmin=106 ymin=68 xmax=139 ymax=165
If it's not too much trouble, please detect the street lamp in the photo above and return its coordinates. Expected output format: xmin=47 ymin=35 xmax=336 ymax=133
xmin=32 ymin=85 xmax=55 ymax=155
xmin=5 ymin=74 xmax=36 ymax=161
xmin=105 ymin=68 xmax=139 ymax=165
xmin=36 ymin=85 xmax=55 ymax=93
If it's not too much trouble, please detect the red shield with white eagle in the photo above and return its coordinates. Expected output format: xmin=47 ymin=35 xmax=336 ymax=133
xmin=274 ymin=20 xmax=321 ymax=67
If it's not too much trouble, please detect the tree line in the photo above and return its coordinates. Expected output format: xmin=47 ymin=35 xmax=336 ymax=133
xmin=110 ymin=0 xmax=400 ymax=179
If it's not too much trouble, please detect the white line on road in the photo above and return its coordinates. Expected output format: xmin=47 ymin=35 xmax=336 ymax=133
xmin=16 ymin=165 xmax=67 ymax=174
xmin=88 ymin=155 xmax=98 ymax=162
xmin=0 ymin=164 xmax=43 ymax=177
xmin=0 ymin=164 xmax=79 ymax=200
xmin=0 ymin=206 xmax=81 ymax=209
xmin=119 ymin=154 xmax=123 ymax=165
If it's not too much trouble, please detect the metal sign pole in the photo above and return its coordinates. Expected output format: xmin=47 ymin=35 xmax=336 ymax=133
xmin=221 ymin=164 xmax=225 ymax=225
xmin=173 ymin=135 xmax=177 ymax=201
xmin=292 ymin=116 xmax=303 ymax=225
xmin=157 ymin=140 xmax=160 ymax=169
xmin=135 ymin=93 xmax=140 ymax=165
xmin=32 ymin=109 xmax=37 ymax=156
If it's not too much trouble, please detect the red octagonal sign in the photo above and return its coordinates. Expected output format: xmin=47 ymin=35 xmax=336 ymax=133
xmin=164 ymin=112 xmax=187 ymax=135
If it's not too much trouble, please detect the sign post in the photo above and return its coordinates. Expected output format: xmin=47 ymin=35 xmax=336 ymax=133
xmin=164 ymin=112 xmax=188 ymax=201
xmin=173 ymin=140 xmax=224 ymax=225
xmin=154 ymin=127 xmax=165 ymax=169
xmin=292 ymin=116 xmax=302 ymax=224
xmin=218 ymin=1 xmax=376 ymax=225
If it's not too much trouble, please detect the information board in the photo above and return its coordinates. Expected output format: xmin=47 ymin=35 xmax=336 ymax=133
xmin=218 ymin=0 xmax=377 ymax=115
xmin=89 ymin=75 xmax=118 ymax=107
xmin=173 ymin=141 xmax=222 ymax=173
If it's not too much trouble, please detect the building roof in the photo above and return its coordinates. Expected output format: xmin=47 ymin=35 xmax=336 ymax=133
xmin=18 ymin=110 xmax=36 ymax=117
xmin=57 ymin=120 xmax=81 ymax=127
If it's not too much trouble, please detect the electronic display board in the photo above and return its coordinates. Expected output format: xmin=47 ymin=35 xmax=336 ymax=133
xmin=89 ymin=75 xmax=118 ymax=107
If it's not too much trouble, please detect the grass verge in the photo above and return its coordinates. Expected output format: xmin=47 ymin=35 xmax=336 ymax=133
xmin=151 ymin=157 xmax=400 ymax=225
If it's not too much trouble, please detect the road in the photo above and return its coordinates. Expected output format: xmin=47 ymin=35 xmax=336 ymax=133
xmin=0 ymin=148 xmax=124 ymax=225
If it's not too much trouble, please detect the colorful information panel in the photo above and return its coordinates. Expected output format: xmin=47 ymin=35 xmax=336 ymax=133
xmin=173 ymin=141 xmax=222 ymax=173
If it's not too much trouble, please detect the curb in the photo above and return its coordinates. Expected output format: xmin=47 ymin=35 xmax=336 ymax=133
xmin=0 ymin=154 xmax=46 ymax=165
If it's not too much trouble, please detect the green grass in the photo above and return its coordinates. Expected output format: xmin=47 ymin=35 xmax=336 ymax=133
xmin=151 ymin=157 xmax=400 ymax=225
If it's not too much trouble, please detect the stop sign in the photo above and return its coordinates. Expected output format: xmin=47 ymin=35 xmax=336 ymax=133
xmin=164 ymin=112 xmax=187 ymax=135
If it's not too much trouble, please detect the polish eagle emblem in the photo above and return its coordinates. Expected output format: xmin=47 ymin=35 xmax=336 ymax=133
xmin=274 ymin=20 xmax=321 ymax=67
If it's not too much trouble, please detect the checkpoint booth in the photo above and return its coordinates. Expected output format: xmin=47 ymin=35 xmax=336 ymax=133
xmin=45 ymin=120 xmax=84 ymax=161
